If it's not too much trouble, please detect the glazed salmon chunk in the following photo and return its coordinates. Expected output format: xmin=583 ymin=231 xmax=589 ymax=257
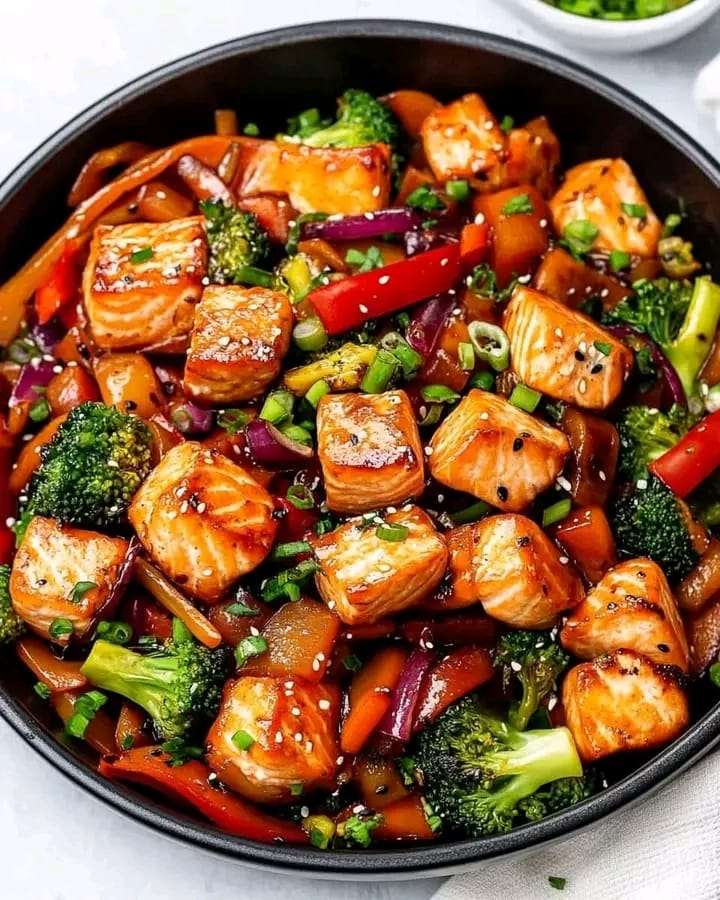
xmin=83 ymin=217 xmax=207 ymax=351
xmin=421 ymin=93 xmax=505 ymax=181
xmin=561 ymin=559 xmax=689 ymax=671
xmin=206 ymin=676 xmax=339 ymax=804
xmin=311 ymin=505 xmax=448 ymax=625
xmin=504 ymin=286 xmax=633 ymax=411
xmin=428 ymin=389 xmax=570 ymax=512
xmin=562 ymin=650 xmax=689 ymax=763
xmin=549 ymin=158 xmax=662 ymax=257
xmin=239 ymin=142 xmax=391 ymax=215
xmin=129 ymin=441 xmax=276 ymax=603
xmin=316 ymin=390 xmax=425 ymax=515
xmin=425 ymin=524 xmax=479 ymax=612
xmin=471 ymin=514 xmax=584 ymax=629
xmin=9 ymin=516 xmax=128 ymax=643
xmin=184 ymin=285 xmax=293 ymax=404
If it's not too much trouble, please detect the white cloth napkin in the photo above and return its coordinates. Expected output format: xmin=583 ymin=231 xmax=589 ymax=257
xmin=432 ymin=750 xmax=720 ymax=900
xmin=695 ymin=53 xmax=720 ymax=130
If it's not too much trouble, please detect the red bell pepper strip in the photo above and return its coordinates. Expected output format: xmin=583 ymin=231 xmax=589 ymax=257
xmin=35 ymin=242 xmax=81 ymax=325
xmin=412 ymin=646 xmax=494 ymax=731
xmin=308 ymin=244 xmax=461 ymax=335
xmin=459 ymin=222 xmax=489 ymax=271
xmin=99 ymin=747 xmax=308 ymax=844
xmin=650 ymin=410 xmax=720 ymax=498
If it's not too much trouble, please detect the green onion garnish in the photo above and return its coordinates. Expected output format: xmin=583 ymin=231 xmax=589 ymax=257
xmin=406 ymin=185 xmax=445 ymax=213
xmin=379 ymin=332 xmax=423 ymax=379
xmin=501 ymin=193 xmax=534 ymax=216
xmin=280 ymin=423 xmax=313 ymax=447
xmin=286 ymin=483 xmax=314 ymax=510
xmin=548 ymin=876 xmax=567 ymax=891
xmin=418 ymin=404 xmax=444 ymax=427
xmin=594 ymin=341 xmax=612 ymax=357
xmin=360 ymin=349 xmax=398 ymax=394
xmin=621 ymin=202 xmax=646 ymax=219
xmin=235 ymin=635 xmax=268 ymax=666
xmin=457 ymin=342 xmax=475 ymax=372
xmin=420 ymin=384 xmax=461 ymax=404
xmin=290 ymin=782 xmax=304 ymax=796
xmin=445 ymin=180 xmax=470 ymax=202
xmin=95 ymin=620 xmax=133 ymax=645
xmin=234 ymin=265 xmax=275 ymax=288
xmin=69 ymin=581 xmax=97 ymax=604
xmin=260 ymin=390 xmax=294 ymax=425
xmin=33 ymin=682 xmax=51 ymax=700
xmin=562 ymin=220 xmax=599 ymax=257
xmin=271 ymin=540 xmax=312 ymax=561
xmin=29 ymin=397 xmax=51 ymax=423
xmin=500 ymin=115 xmax=514 ymax=133
xmin=342 ymin=653 xmax=362 ymax=672
xmin=130 ymin=247 xmax=154 ymax=264
xmin=375 ymin=522 xmax=409 ymax=542
xmin=449 ymin=501 xmax=491 ymax=525
xmin=217 ymin=409 xmax=250 ymax=434
xmin=542 ymin=498 xmax=572 ymax=527
xmin=65 ymin=690 xmax=107 ymax=739
xmin=662 ymin=212 xmax=682 ymax=238
xmin=261 ymin=559 xmax=318 ymax=603
xmin=225 ymin=600 xmax=258 ymax=617
xmin=49 ymin=618 xmax=74 ymax=640
xmin=293 ymin=317 xmax=328 ymax=353
xmin=509 ymin=383 xmax=542 ymax=413
xmin=468 ymin=321 xmax=511 ymax=372
xmin=608 ymin=249 xmax=631 ymax=273
xmin=243 ymin=122 xmax=260 ymax=136
xmin=305 ymin=379 xmax=330 ymax=409
xmin=231 ymin=729 xmax=256 ymax=750
xmin=345 ymin=245 xmax=384 ymax=273
xmin=470 ymin=371 xmax=495 ymax=391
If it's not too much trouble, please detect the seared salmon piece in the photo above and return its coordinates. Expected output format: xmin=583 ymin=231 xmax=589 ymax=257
xmin=10 ymin=516 xmax=128 ymax=643
xmin=128 ymin=442 xmax=276 ymax=603
xmin=550 ymin=158 xmax=662 ymax=257
xmin=83 ymin=217 xmax=207 ymax=351
xmin=239 ymin=142 xmax=391 ymax=215
xmin=316 ymin=390 xmax=425 ymax=515
xmin=504 ymin=286 xmax=633 ymax=411
xmin=561 ymin=559 xmax=689 ymax=671
xmin=184 ymin=285 xmax=293 ymax=405
xmin=311 ymin=505 xmax=448 ymax=625
xmin=562 ymin=649 xmax=689 ymax=763
xmin=206 ymin=676 xmax=339 ymax=804
xmin=428 ymin=390 xmax=570 ymax=512
xmin=472 ymin=514 xmax=583 ymax=629
xmin=421 ymin=93 xmax=505 ymax=181
xmin=496 ymin=117 xmax=561 ymax=198
xmin=424 ymin=524 xmax=479 ymax=612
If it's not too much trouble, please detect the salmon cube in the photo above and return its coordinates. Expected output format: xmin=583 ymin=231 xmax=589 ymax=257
xmin=128 ymin=441 xmax=276 ymax=603
xmin=316 ymin=390 xmax=425 ymax=515
xmin=561 ymin=559 xmax=689 ymax=671
xmin=549 ymin=158 xmax=662 ymax=257
xmin=562 ymin=649 xmax=689 ymax=763
xmin=497 ymin=117 xmax=561 ymax=198
xmin=184 ymin=285 xmax=293 ymax=404
xmin=428 ymin=389 xmax=570 ymax=512
xmin=206 ymin=676 xmax=339 ymax=804
xmin=471 ymin=514 xmax=584 ymax=629
xmin=424 ymin=524 xmax=480 ymax=612
xmin=503 ymin=286 xmax=633 ymax=411
xmin=421 ymin=93 xmax=505 ymax=181
xmin=311 ymin=505 xmax=448 ymax=625
xmin=9 ymin=516 xmax=128 ymax=643
xmin=83 ymin=217 xmax=207 ymax=351
xmin=239 ymin=142 xmax=391 ymax=215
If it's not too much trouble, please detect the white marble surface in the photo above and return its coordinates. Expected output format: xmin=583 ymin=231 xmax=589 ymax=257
xmin=1 ymin=2 xmax=719 ymax=897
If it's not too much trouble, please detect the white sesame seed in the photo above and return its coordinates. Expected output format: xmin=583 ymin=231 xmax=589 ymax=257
xmin=517 ymin=274 xmax=531 ymax=284
xmin=294 ymin=732 xmax=303 ymax=742
xmin=250 ymin=626 xmax=260 ymax=637
xmin=318 ymin=699 xmax=331 ymax=710
xmin=484 ymin=119 xmax=494 ymax=131
xmin=372 ymin=185 xmax=381 ymax=197
xmin=312 ymin=659 xmax=320 ymax=671
xmin=275 ymin=730 xmax=283 ymax=744
xmin=578 ymin=378 xmax=588 ymax=394
xmin=554 ymin=327 xmax=564 ymax=338
xmin=179 ymin=500 xmax=189 ymax=514
xmin=559 ymin=556 xmax=569 ymax=565
xmin=292 ymin=706 xmax=301 ymax=716
xmin=440 ymin=257 xmax=449 ymax=267
xmin=5 ymin=517 xmax=16 ymax=528
xmin=539 ymin=218 xmax=548 ymax=228
xmin=358 ymin=304 xmax=369 ymax=314
xmin=599 ymin=470 xmax=607 ymax=482
xmin=218 ymin=335 xmax=231 ymax=347
xmin=548 ymin=696 xmax=558 ymax=711
xmin=424 ymin=446 xmax=433 ymax=456
xmin=285 ymin=680 xmax=294 ymax=689
xmin=378 ymin=275 xmax=390 ymax=285
xmin=556 ymin=476 xmax=572 ymax=492
xmin=510 ymin=661 xmax=522 ymax=672
xmin=637 ymin=478 xmax=648 ymax=490
xmin=305 ymin=740 xmax=313 ymax=753
xmin=202 ymin=567 xmax=213 ymax=576
xmin=300 ymin=805 xmax=310 ymax=818
xmin=364 ymin=212 xmax=375 ymax=221
xmin=474 ymin=212 xmax=486 ymax=225
xmin=336 ymin=755 xmax=345 ymax=766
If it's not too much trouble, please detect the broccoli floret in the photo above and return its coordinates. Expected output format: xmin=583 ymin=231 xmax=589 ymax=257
xmin=0 ymin=564 xmax=24 ymax=644
xmin=494 ymin=631 xmax=570 ymax=732
xmin=618 ymin=404 xmax=697 ymax=483
xmin=610 ymin=474 xmax=698 ymax=581
xmin=603 ymin=277 xmax=720 ymax=400
xmin=291 ymin=89 xmax=401 ymax=151
xmin=20 ymin=402 xmax=152 ymax=535
xmin=81 ymin=634 xmax=229 ymax=740
xmin=689 ymin=471 xmax=720 ymax=532
xmin=201 ymin=199 xmax=270 ymax=285
xmin=518 ymin=774 xmax=598 ymax=821
xmin=409 ymin=697 xmax=583 ymax=838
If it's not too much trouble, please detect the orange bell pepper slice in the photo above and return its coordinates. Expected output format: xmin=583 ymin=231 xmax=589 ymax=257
xmin=341 ymin=646 xmax=408 ymax=754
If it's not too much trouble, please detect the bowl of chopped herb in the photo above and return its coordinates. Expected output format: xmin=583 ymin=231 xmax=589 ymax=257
xmin=508 ymin=0 xmax=720 ymax=52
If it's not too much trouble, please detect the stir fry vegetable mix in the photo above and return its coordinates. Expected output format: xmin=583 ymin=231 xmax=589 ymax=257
xmin=546 ymin=0 xmax=692 ymax=19
xmin=1 ymin=85 xmax=719 ymax=848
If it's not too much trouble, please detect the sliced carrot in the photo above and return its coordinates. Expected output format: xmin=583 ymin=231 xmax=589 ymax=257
xmin=115 ymin=702 xmax=150 ymax=752
xmin=413 ymin=646 xmax=494 ymax=731
xmin=553 ymin=505 xmax=617 ymax=584
xmin=374 ymin=794 xmax=437 ymax=842
xmin=354 ymin=755 xmax=409 ymax=810
xmin=9 ymin=413 xmax=67 ymax=493
xmin=341 ymin=646 xmax=408 ymax=755
xmin=52 ymin=691 xmax=117 ymax=756
xmin=16 ymin=636 xmax=88 ymax=692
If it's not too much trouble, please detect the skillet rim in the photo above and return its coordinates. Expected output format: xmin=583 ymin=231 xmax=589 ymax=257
xmin=1 ymin=17 xmax=720 ymax=879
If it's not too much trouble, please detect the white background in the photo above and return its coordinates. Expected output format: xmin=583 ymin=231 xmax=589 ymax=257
xmin=2 ymin=2 xmax=720 ymax=898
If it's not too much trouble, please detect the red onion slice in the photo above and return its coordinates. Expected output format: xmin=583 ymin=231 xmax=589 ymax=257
xmin=31 ymin=316 xmax=66 ymax=353
xmin=378 ymin=646 xmax=436 ymax=746
xmin=170 ymin=401 xmax=214 ymax=435
xmin=406 ymin=293 xmax=456 ymax=357
xmin=9 ymin=359 xmax=57 ymax=407
xmin=245 ymin=419 xmax=314 ymax=467
xmin=605 ymin=323 xmax=686 ymax=408
xmin=301 ymin=208 xmax=422 ymax=242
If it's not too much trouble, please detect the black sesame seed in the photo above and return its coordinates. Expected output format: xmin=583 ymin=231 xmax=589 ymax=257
xmin=657 ymin=643 xmax=670 ymax=653
xmin=512 ymin=438 xmax=524 ymax=452
xmin=574 ymin=351 xmax=585 ymax=362
xmin=497 ymin=486 xmax=508 ymax=502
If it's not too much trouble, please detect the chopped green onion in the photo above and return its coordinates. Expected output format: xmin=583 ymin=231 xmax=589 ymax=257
xmin=49 ymin=618 xmax=74 ymax=640
xmin=120 ymin=734 xmax=135 ymax=750
xmin=314 ymin=516 xmax=335 ymax=537
xmin=29 ymin=397 xmax=51 ymax=423
xmin=375 ymin=522 xmax=409 ymax=542
xmin=621 ymin=202 xmax=646 ymax=219
xmin=290 ymin=782 xmax=304 ymax=796
xmin=346 ymin=246 xmax=384 ymax=273
xmin=548 ymin=876 xmax=567 ymax=891
xmin=261 ymin=559 xmax=318 ymax=603
xmin=260 ymin=390 xmax=294 ymax=425
xmin=286 ymin=213 xmax=327 ymax=256
xmin=501 ymin=193 xmax=534 ymax=216
xmin=608 ymin=249 xmax=631 ymax=272
xmin=96 ymin=620 xmax=133 ymax=645
xmin=243 ymin=122 xmax=260 ymax=136
xmin=468 ymin=321 xmax=511 ymax=372
xmin=69 ymin=581 xmax=97 ymax=604
xmin=500 ymin=114 xmax=514 ymax=133
xmin=306 ymin=814 xmax=336 ymax=849
xmin=280 ymin=423 xmax=313 ymax=447
xmin=305 ymin=379 xmax=330 ymax=408
xmin=562 ymin=220 xmax=599 ymax=257
xmin=406 ymin=185 xmax=445 ymax=213
xmin=509 ymin=383 xmax=542 ymax=413
xmin=234 ymin=265 xmax=275 ymax=288
xmin=445 ymin=180 xmax=470 ymax=202
xmin=33 ymin=681 xmax=51 ymax=700
xmin=225 ymin=600 xmax=258 ymax=617
xmin=379 ymin=332 xmax=423 ymax=379
xmin=271 ymin=540 xmax=312 ymax=561
xmin=709 ymin=662 xmax=720 ymax=689
xmin=418 ymin=403 xmax=444 ymax=427
xmin=293 ymin=317 xmax=329 ymax=353
xmin=172 ymin=617 xmax=193 ymax=644
xmin=160 ymin=738 xmax=204 ymax=766
xmin=361 ymin=349 xmax=398 ymax=393
xmin=458 ymin=341 xmax=475 ymax=371
xmin=8 ymin=337 xmax=41 ymax=365
xmin=66 ymin=690 xmax=107 ymax=739
xmin=342 ymin=653 xmax=362 ymax=672
xmin=217 ymin=408 xmax=250 ymax=434
xmin=286 ymin=483 xmax=314 ymax=510
xmin=235 ymin=635 xmax=268 ymax=666
xmin=662 ymin=212 xmax=683 ymax=238
xmin=130 ymin=247 xmax=153 ymax=264
xmin=542 ymin=498 xmax=572 ymax=527
xmin=420 ymin=384 xmax=461 ymax=404
xmin=470 ymin=371 xmax=495 ymax=391
xmin=231 ymin=729 xmax=256 ymax=750
xmin=421 ymin=797 xmax=443 ymax=833
xmin=449 ymin=501 xmax=491 ymax=525
xmin=593 ymin=341 xmax=612 ymax=357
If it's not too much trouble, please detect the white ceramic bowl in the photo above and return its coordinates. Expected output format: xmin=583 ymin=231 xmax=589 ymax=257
xmin=507 ymin=0 xmax=720 ymax=53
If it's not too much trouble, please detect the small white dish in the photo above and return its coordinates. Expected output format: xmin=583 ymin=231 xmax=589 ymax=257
xmin=506 ymin=0 xmax=720 ymax=53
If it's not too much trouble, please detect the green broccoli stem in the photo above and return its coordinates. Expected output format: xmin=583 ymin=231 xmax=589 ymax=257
xmin=482 ymin=726 xmax=583 ymax=789
xmin=81 ymin=639 xmax=179 ymax=727
xmin=510 ymin=674 xmax=539 ymax=732
xmin=665 ymin=277 xmax=720 ymax=400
